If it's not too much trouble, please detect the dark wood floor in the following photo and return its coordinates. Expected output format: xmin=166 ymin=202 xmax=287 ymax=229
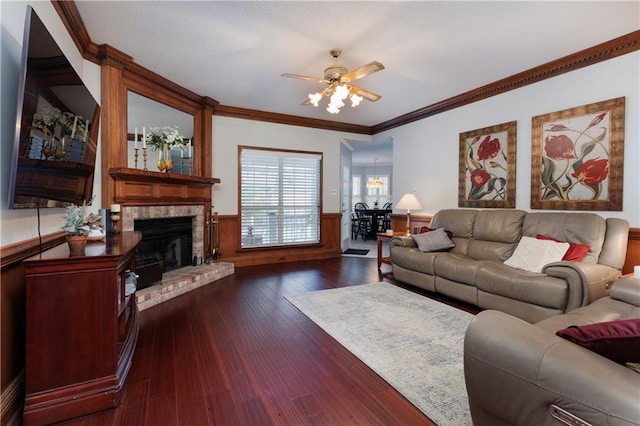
xmin=60 ymin=257 xmax=477 ymax=426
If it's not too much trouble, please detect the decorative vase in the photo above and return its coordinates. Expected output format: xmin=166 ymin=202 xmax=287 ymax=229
xmin=156 ymin=146 xmax=166 ymax=171
xmin=164 ymin=145 xmax=174 ymax=173
xmin=66 ymin=234 xmax=88 ymax=256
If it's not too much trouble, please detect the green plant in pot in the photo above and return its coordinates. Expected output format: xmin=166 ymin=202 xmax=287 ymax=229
xmin=63 ymin=202 xmax=91 ymax=236
xmin=63 ymin=200 xmax=95 ymax=254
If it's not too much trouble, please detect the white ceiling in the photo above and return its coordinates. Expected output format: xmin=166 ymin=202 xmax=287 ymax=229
xmin=74 ymin=1 xmax=639 ymax=129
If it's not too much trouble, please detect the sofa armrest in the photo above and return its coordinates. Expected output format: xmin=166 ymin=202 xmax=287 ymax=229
xmin=390 ymin=236 xmax=416 ymax=248
xmin=464 ymin=310 xmax=640 ymax=426
xmin=543 ymin=262 xmax=621 ymax=310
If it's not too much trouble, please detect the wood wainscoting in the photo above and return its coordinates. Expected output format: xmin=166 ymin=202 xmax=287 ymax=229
xmin=217 ymin=213 xmax=342 ymax=267
xmin=623 ymin=227 xmax=640 ymax=276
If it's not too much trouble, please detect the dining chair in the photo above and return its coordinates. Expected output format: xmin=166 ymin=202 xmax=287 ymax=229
xmin=354 ymin=202 xmax=372 ymax=241
xmin=351 ymin=212 xmax=359 ymax=240
xmin=382 ymin=203 xmax=392 ymax=231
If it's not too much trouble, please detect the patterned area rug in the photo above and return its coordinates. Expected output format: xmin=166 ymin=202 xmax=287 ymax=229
xmin=285 ymin=282 xmax=473 ymax=426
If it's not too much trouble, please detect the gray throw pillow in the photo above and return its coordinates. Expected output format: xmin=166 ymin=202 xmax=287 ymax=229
xmin=412 ymin=228 xmax=455 ymax=252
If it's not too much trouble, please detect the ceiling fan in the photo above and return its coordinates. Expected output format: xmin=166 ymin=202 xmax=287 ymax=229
xmin=281 ymin=48 xmax=385 ymax=114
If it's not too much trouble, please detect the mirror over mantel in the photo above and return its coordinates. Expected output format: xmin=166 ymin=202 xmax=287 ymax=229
xmin=127 ymin=92 xmax=195 ymax=175
xmin=99 ymin=46 xmax=216 ymax=209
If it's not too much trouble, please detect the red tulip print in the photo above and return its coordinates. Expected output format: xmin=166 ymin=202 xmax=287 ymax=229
xmin=572 ymin=158 xmax=608 ymax=185
xmin=541 ymin=110 xmax=611 ymax=201
xmin=464 ymin=131 xmax=508 ymax=201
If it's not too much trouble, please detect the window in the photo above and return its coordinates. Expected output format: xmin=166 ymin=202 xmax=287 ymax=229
xmin=239 ymin=147 xmax=322 ymax=248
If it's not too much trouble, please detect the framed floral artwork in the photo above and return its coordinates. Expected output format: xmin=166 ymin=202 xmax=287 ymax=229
xmin=531 ymin=97 xmax=624 ymax=211
xmin=458 ymin=121 xmax=517 ymax=208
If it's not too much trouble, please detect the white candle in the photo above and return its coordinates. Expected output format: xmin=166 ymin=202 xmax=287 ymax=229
xmin=134 ymin=127 xmax=138 ymax=149
xmin=110 ymin=203 xmax=121 ymax=213
xmin=188 ymin=139 xmax=192 ymax=157
xmin=142 ymin=126 xmax=146 ymax=148
xmin=84 ymin=120 xmax=89 ymax=142
xmin=71 ymin=116 xmax=78 ymax=139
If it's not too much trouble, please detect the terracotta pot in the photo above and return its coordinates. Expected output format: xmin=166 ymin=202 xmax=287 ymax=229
xmin=66 ymin=234 xmax=88 ymax=256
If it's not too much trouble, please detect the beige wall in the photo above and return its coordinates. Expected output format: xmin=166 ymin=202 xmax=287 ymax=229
xmin=376 ymin=53 xmax=640 ymax=226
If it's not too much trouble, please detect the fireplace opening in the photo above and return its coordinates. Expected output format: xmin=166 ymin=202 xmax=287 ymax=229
xmin=134 ymin=216 xmax=194 ymax=289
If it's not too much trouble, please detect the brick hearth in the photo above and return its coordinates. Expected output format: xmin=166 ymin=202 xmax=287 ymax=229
xmin=135 ymin=261 xmax=234 ymax=311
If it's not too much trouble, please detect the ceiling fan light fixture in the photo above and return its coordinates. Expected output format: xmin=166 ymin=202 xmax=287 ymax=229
xmin=326 ymin=84 xmax=350 ymax=113
xmin=350 ymin=93 xmax=363 ymax=107
xmin=282 ymin=48 xmax=384 ymax=115
xmin=308 ymin=92 xmax=322 ymax=107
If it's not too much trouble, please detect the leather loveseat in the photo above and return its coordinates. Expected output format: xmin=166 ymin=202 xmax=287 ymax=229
xmin=463 ymin=276 xmax=640 ymax=426
xmin=390 ymin=209 xmax=629 ymax=323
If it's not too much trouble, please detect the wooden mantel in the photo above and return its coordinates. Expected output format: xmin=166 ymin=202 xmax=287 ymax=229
xmin=110 ymin=167 xmax=219 ymax=206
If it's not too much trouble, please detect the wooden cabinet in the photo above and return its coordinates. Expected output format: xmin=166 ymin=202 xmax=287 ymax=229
xmin=23 ymin=231 xmax=141 ymax=425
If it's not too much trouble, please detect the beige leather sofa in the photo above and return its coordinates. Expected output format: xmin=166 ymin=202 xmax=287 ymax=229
xmin=390 ymin=209 xmax=629 ymax=323
xmin=464 ymin=276 xmax=640 ymax=426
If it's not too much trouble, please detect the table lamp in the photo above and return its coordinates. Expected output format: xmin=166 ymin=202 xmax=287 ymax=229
xmin=396 ymin=193 xmax=423 ymax=236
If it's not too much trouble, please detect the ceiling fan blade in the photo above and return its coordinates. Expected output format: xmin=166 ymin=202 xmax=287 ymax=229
xmin=341 ymin=61 xmax=385 ymax=83
xmin=281 ymin=73 xmax=327 ymax=84
xmin=351 ymin=85 xmax=382 ymax=102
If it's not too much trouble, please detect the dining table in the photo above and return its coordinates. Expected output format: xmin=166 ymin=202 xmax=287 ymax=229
xmin=361 ymin=208 xmax=392 ymax=239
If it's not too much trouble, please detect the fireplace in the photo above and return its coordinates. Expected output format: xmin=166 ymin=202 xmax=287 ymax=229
xmin=121 ymin=205 xmax=205 ymax=289
xmin=135 ymin=216 xmax=193 ymax=271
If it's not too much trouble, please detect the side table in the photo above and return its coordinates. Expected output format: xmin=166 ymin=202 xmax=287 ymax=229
xmin=376 ymin=232 xmax=405 ymax=270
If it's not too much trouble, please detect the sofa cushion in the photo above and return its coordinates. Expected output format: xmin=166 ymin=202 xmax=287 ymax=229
xmin=476 ymin=262 xmax=569 ymax=310
xmin=472 ymin=209 xmax=526 ymax=243
xmin=431 ymin=209 xmax=477 ymax=239
xmin=465 ymin=210 xmax=525 ymax=262
xmin=610 ymin=277 xmax=640 ymax=307
xmin=536 ymin=234 xmax=590 ymax=262
xmin=412 ymin=228 xmax=455 ymax=252
xmin=433 ymin=253 xmax=488 ymax=286
xmin=556 ymin=319 xmax=640 ymax=364
xmin=504 ymin=236 xmax=569 ymax=273
xmin=522 ymin=212 xmax=606 ymax=264
xmin=390 ymin=246 xmax=439 ymax=275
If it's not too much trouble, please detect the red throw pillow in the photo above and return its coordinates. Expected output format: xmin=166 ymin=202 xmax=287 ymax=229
xmin=420 ymin=227 xmax=453 ymax=239
xmin=536 ymin=234 xmax=590 ymax=262
xmin=556 ymin=319 xmax=640 ymax=364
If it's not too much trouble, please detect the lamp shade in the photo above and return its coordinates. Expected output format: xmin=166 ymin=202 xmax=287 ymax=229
xmin=396 ymin=193 xmax=423 ymax=211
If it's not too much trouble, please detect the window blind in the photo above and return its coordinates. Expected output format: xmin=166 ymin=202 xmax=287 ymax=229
xmin=240 ymin=148 xmax=321 ymax=248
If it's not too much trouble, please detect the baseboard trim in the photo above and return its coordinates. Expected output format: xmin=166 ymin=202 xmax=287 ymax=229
xmin=1 ymin=369 xmax=24 ymax=425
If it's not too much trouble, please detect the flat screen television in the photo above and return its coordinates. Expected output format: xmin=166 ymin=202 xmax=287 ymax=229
xmin=8 ymin=6 xmax=100 ymax=209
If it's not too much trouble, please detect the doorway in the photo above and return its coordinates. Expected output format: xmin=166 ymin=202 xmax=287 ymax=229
xmin=340 ymin=137 xmax=393 ymax=253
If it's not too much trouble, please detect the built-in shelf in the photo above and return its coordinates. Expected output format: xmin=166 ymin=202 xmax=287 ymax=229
xmin=109 ymin=167 xmax=220 ymax=206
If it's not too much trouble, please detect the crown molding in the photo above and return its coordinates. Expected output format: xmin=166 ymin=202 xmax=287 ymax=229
xmin=53 ymin=2 xmax=640 ymax=135
xmin=372 ymin=30 xmax=640 ymax=133
xmin=214 ymin=105 xmax=372 ymax=134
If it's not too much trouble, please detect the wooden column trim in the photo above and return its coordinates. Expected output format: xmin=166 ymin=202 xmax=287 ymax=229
xmin=100 ymin=63 xmax=128 ymax=207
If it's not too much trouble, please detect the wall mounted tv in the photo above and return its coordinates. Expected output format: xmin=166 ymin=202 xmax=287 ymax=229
xmin=8 ymin=6 xmax=100 ymax=209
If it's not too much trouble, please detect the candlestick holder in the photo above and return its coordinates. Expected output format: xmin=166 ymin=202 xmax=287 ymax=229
xmin=188 ymin=157 xmax=193 ymax=175
xmin=134 ymin=148 xmax=139 ymax=169
xmin=142 ymin=147 xmax=148 ymax=171
xmin=110 ymin=212 xmax=121 ymax=234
